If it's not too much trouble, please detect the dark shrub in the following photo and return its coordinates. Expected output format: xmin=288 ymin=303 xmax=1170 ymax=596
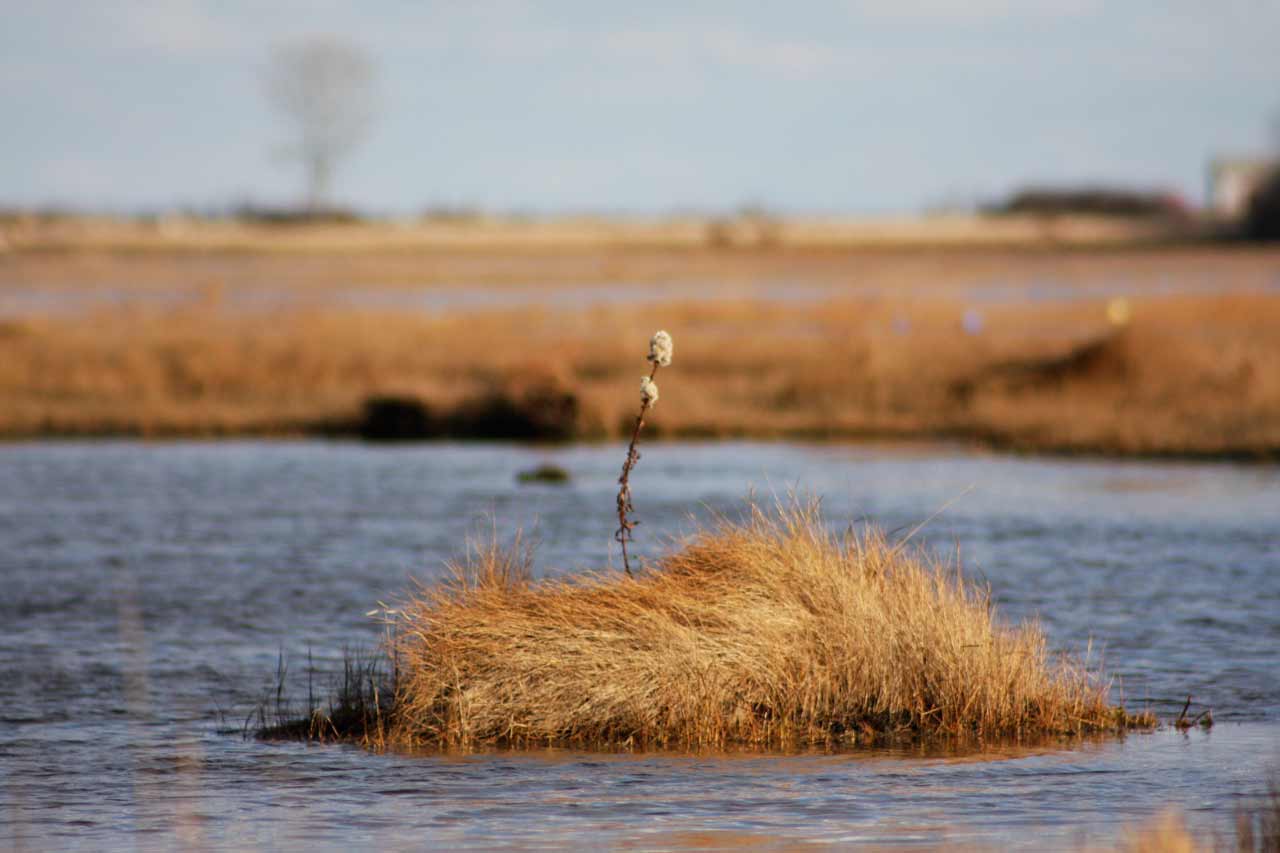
xmin=996 ymin=187 xmax=1184 ymax=218
xmin=232 ymin=204 xmax=362 ymax=225
xmin=359 ymin=396 xmax=437 ymax=441
xmin=449 ymin=382 xmax=579 ymax=441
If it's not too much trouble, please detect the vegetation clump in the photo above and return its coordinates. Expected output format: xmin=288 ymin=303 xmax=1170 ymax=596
xmin=517 ymin=463 xmax=570 ymax=484
xmin=386 ymin=501 xmax=1153 ymax=750
xmin=254 ymin=650 xmax=392 ymax=748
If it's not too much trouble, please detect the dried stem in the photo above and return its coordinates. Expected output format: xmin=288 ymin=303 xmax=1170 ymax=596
xmin=615 ymin=363 xmax=659 ymax=576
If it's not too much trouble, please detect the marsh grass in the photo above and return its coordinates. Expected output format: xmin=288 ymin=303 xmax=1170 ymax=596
xmin=388 ymin=500 xmax=1153 ymax=750
xmin=254 ymin=648 xmax=395 ymax=748
xmin=3 ymin=247 xmax=1280 ymax=456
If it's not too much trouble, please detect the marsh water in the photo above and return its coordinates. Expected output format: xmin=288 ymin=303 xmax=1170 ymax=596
xmin=5 ymin=272 xmax=1280 ymax=319
xmin=2 ymin=440 xmax=1278 ymax=850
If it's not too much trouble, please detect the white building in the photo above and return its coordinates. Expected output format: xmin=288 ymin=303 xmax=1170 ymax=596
xmin=1207 ymin=157 xmax=1278 ymax=219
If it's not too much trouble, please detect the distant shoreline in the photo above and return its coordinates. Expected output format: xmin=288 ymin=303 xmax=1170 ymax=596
xmin=1 ymin=431 xmax=1275 ymax=465
xmin=2 ymin=239 xmax=1277 ymax=460
xmin=0 ymin=211 xmax=1211 ymax=254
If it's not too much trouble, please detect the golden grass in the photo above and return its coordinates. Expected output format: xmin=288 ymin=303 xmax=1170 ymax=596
xmin=388 ymin=501 xmax=1150 ymax=750
xmin=3 ymin=244 xmax=1279 ymax=455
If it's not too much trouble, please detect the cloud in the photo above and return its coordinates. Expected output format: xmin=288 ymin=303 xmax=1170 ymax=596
xmin=846 ymin=0 xmax=1103 ymax=21
xmin=587 ymin=27 xmax=847 ymax=80
xmin=106 ymin=0 xmax=237 ymax=58
xmin=702 ymin=30 xmax=845 ymax=78
xmin=28 ymin=154 xmax=134 ymax=203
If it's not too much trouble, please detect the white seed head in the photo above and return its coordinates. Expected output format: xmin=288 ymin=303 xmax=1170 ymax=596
xmin=647 ymin=330 xmax=673 ymax=367
xmin=640 ymin=376 xmax=659 ymax=406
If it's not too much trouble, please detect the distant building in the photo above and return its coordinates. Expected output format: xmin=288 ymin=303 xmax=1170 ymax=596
xmin=1207 ymin=157 xmax=1278 ymax=219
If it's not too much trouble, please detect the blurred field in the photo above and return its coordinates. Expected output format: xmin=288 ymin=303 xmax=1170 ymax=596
xmin=0 ymin=211 xmax=1186 ymax=254
xmin=1 ymin=235 xmax=1278 ymax=457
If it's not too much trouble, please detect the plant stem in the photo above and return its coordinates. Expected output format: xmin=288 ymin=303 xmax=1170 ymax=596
xmin=615 ymin=363 xmax=659 ymax=576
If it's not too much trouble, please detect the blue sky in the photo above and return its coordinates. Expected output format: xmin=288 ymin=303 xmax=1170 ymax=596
xmin=3 ymin=1 xmax=1277 ymax=214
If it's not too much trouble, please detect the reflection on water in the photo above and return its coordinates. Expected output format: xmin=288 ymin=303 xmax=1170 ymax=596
xmin=1 ymin=441 xmax=1278 ymax=850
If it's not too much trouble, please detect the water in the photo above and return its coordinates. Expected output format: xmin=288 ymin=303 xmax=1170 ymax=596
xmin=2 ymin=441 xmax=1278 ymax=850
xmin=5 ymin=271 xmax=1280 ymax=319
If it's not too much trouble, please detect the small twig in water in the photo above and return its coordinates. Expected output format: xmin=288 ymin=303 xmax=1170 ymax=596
xmin=1174 ymin=695 xmax=1197 ymax=730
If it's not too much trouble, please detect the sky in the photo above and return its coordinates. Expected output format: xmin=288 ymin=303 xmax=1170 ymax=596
xmin=2 ymin=1 xmax=1278 ymax=215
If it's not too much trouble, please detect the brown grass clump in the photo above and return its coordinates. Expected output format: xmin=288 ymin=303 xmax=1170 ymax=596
xmin=389 ymin=501 xmax=1150 ymax=750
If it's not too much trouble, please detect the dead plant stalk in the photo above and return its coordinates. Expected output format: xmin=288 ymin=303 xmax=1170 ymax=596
xmin=614 ymin=330 xmax=672 ymax=576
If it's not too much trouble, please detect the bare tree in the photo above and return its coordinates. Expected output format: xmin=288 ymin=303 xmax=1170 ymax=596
xmin=264 ymin=37 xmax=376 ymax=213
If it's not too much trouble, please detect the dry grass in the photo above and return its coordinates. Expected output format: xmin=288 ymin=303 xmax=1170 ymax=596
xmin=2 ymin=244 xmax=1279 ymax=455
xmin=388 ymin=501 xmax=1150 ymax=750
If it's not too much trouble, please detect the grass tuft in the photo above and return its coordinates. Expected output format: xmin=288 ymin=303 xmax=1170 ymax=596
xmin=254 ymin=647 xmax=394 ymax=748
xmin=388 ymin=499 xmax=1154 ymax=750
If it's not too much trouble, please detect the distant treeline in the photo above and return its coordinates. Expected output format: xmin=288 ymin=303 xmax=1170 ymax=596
xmin=225 ymin=204 xmax=364 ymax=225
xmin=987 ymin=179 xmax=1280 ymax=242
xmin=990 ymin=186 xmax=1188 ymax=219
xmin=5 ymin=179 xmax=1280 ymax=242
xmin=0 ymin=204 xmax=489 ymax=226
